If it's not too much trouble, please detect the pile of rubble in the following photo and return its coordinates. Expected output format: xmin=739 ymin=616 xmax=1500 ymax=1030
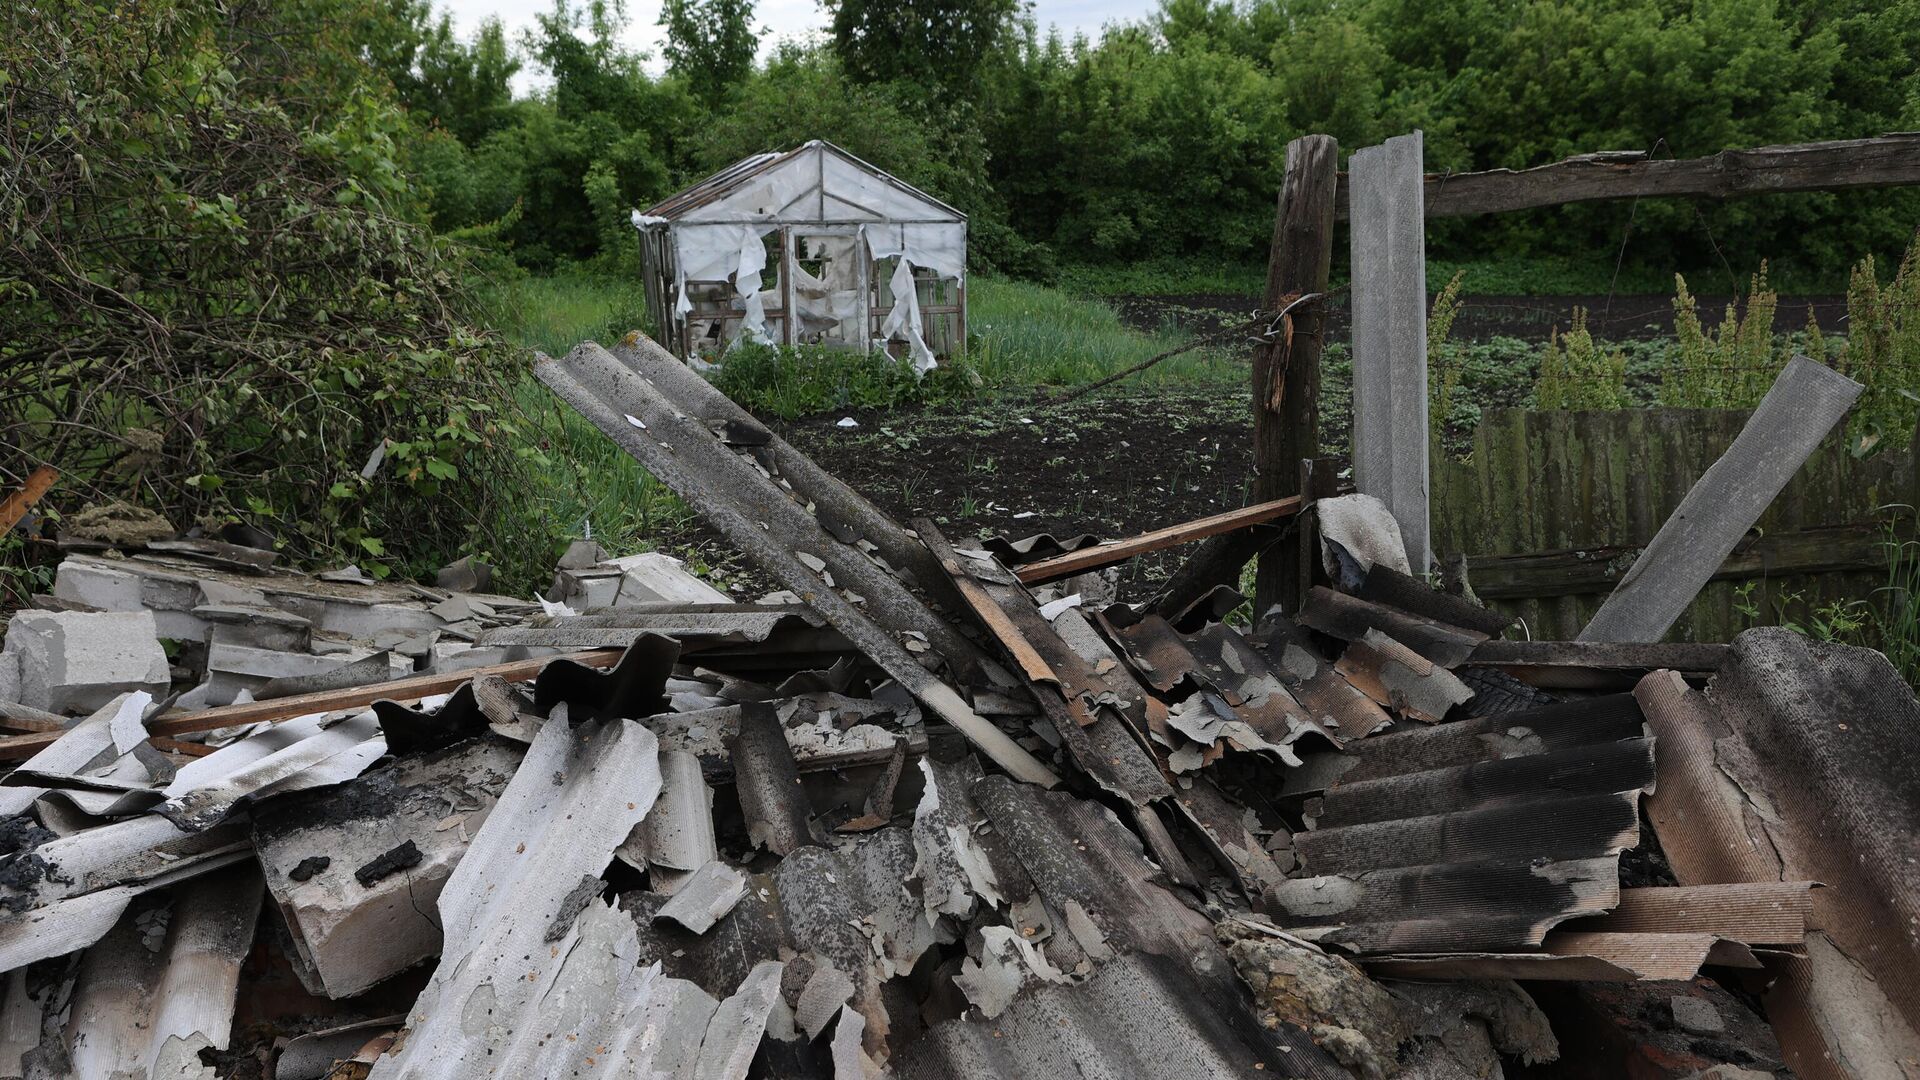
xmin=0 ymin=333 xmax=1914 ymax=1079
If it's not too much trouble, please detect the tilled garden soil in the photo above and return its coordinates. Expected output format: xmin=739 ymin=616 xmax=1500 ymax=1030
xmin=775 ymin=388 xmax=1259 ymax=596
xmin=1116 ymin=291 xmax=1847 ymax=342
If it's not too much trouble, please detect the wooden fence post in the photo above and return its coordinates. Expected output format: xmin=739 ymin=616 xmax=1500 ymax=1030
xmin=1254 ymin=134 xmax=1340 ymax=617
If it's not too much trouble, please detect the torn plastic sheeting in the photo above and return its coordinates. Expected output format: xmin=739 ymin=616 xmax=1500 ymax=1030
xmin=791 ymin=233 xmax=864 ymax=345
xmin=865 ymin=223 xmax=964 ymax=375
xmin=671 ymin=223 xmax=780 ymax=341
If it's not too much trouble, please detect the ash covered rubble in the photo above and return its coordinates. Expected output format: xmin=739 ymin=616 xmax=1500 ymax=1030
xmin=0 ymin=336 xmax=1913 ymax=1079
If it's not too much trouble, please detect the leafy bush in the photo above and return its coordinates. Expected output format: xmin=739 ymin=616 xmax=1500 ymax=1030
xmin=0 ymin=0 xmax=540 ymax=585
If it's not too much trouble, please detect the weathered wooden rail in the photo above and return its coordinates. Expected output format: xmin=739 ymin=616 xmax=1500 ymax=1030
xmin=1334 ymin=133 xmax=1920 ymax=219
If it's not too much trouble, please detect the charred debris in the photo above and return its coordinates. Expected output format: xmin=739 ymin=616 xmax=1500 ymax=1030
xmin=0 ymin=333 xmax=1912 ymax=1080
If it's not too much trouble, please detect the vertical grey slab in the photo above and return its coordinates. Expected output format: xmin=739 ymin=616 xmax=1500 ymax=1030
xmin=1580 ymin=356 xmax=1863 ymax=643
xmin=1349 ymin=131 xmax=1432 ymax=571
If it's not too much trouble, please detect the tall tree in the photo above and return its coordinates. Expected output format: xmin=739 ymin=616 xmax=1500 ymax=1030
xmin=660 ymin=0 xmax=759 ymax=106
xmin=828 ymin=0 xmax=1021 ymax=95
xmin=361 ymin=0 xmax=521 ymax=144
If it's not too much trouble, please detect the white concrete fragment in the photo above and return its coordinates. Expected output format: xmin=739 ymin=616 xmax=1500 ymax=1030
xmin=254 ymin=737 xmax=523 ymax=998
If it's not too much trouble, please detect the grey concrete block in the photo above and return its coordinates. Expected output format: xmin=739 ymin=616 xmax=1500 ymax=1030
xmin=203 ymin=643 xmax=409 ymax=706
xmin=0 ymin=610 xmax=170 ymax=714
xmin=0 ymin=649 xmax=18 ymax=707
xmin=54 ymin=560 xmax=206 ymax=641
xmin=556 ymin=540 xmax=608 ymax=570
xmin=552 ymin=568 xmax=623 ymax=610
xmin=197 ymin=603 xmax=312 ymax=653
xmin=308 ymin=600 xmax=444 ymax=641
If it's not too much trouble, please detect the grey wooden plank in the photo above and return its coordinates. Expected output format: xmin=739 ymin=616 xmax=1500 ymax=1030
xmin=1579 ymin=357 xmax=1863 ymax=642
xmin=1348 ymin=130 xmax=1432 ymax=571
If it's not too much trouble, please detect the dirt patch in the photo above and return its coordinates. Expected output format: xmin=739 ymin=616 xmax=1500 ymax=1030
xmin=1114 ymin=292 xmax=1847 ymax=343
xmin=646 ymin=388 xmax=1263 ymax=599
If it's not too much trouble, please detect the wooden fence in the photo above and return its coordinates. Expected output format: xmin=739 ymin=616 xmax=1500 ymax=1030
xmin=1430 ymin=407 xmax=1918 ymax=642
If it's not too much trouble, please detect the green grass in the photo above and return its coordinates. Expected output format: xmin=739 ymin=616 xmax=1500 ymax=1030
xmin=473 ymin=269 xmax=1247 ymax=566
xmin=636 ymin=274 xmax=1245 ymax=419
xmin=480 ymin=271 xmax=653 ymax=358
xmin=966 ymin=275 xmax=1241 ymax=390
xmin=478 ymin=271 xmax=695 ymax=573
xmin=1054 ymin=258 xmax=1267 ymax=298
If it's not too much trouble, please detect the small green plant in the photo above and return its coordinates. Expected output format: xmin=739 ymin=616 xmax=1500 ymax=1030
xmin=1659 ymin=265 xmax=1795 ymax=409
xmin=1838 ymin=233 xmax=1920 ymax=450
xmin=1871 ymin=507 xmax=1920 ymax=685
xmin=1733 ymin=581 xmax=1872 ymax=643
xmin=1533 ymin=308 xmax=1628 ymax=410
xmin=1428 ymin=269 xmax=1467 ymax=445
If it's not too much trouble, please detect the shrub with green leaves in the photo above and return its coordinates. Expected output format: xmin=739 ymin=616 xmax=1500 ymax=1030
xmin=0 ymin=0 xmax=537 ymax=585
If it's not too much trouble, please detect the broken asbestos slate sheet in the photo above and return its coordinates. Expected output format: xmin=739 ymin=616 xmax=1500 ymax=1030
xmin=0 ymin=328 xmax=1889 ymax=1080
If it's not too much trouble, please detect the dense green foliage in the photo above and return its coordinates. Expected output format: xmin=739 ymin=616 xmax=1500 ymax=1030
xmin=660 ymin=0 xmax=758 ymax=106
xmin=0 ymin=0 xmax=549 ymax=586
xmin=388 ymin=0 xmax=1919 ymax=287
